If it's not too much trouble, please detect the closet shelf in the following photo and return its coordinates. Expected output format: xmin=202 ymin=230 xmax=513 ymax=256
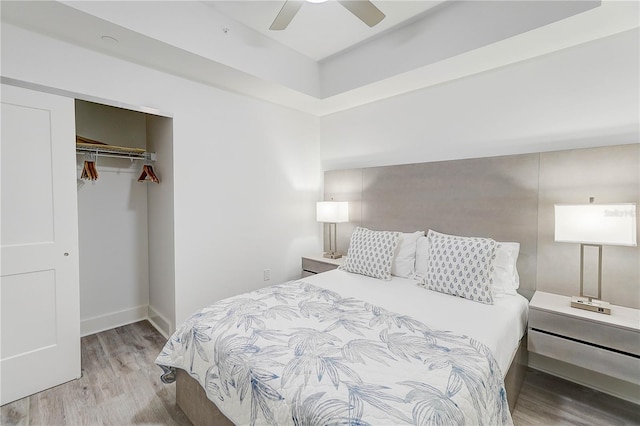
xmin=76 ymin=136 xmax=156 ymax=161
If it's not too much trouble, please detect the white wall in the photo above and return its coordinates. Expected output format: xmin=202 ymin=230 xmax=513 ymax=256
xmin=1 ymin=23 xmax=322 ymax=328
xmin=320 ymin=29 xmax=640 ymax=170
xmin=146 ymin=115 xmax=176 ymax=336
xmin=75 ymin=101 xmax=150 ymax=336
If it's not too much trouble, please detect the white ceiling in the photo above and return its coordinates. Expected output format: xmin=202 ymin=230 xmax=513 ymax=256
xmin=207 ymin=1 xmax=444 ymax=61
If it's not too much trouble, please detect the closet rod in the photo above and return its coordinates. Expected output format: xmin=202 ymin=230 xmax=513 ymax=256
xmin=76 ymin=147 xmax=156 ymax=162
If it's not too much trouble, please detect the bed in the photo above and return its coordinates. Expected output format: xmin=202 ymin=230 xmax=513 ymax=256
xmin=156 ymin=229 xmax=529 ymax=426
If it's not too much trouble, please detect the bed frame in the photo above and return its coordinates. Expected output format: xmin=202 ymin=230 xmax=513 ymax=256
xmin=176 ymin=369 xmax=234 ymax=426
xmin=175 ymin=336 xmax=528 ymax=425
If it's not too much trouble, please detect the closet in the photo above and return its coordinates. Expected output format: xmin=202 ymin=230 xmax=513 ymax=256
xmin=75 ymin=100 xmax=175 ymax=339
xmin=1 ymin=82 xmax=174 ymax=405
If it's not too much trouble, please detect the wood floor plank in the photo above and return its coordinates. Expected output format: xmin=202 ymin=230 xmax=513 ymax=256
xmin=27 ymin=384 xmax=67 ymax=425
xmin=81 ymin=333 xmax=119 ymax=403
xmin=0 ymin=397 xmax=28 ymax=425
xmin=115 ymin=321 xmax=165 ymax=368
xmin=513 ymin=369 xmax=640 ymax=426
xmin=97 ymin=328 xmax=140 ymax=378
xmin=60 ymin=364 xmax=103 ymax=425
xmin=2 ymin=320 xmax=637 ymax=426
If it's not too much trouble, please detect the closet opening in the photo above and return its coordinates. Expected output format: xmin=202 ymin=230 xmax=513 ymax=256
xmin=75 ymin=99 xmax=175 ymax=339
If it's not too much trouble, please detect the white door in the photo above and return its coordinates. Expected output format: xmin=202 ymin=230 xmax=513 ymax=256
xmin=1 ymin=84 xmax=80 ymax=405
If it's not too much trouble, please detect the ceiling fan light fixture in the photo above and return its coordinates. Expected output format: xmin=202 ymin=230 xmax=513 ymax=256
xmin=306 ymin=0 xmax=328 ymax=3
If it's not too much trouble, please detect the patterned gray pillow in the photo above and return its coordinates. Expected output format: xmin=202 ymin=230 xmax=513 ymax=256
xmin=420 ymin=230 xmax=496 ymax=304
xmin=339 ymin=227 xmax=400 ymax=280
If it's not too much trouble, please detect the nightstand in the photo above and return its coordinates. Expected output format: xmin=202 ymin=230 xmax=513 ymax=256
xmin=301 ymin=255 xmax=344 ymax=278
xmin=528 ymin=291 xmax=640 ymax=385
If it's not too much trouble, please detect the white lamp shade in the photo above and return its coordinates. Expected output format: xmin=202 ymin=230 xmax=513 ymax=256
xmin=316 ymin=201 xmax=349 ymax=223
xmin=554 ymin=203 xmax=637 ymax=246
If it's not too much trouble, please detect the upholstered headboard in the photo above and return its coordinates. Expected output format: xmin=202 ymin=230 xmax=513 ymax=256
xmin=324 ymin=144 xmax=639 ymax=306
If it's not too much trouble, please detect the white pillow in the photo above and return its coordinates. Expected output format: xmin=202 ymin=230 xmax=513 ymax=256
xmin=416 ymin=235 xmax=520 ymax=294
xmin=414 ymin=235 xmax=429 ymax=279
xmin=391 ymin=231 xmax=424 ymax=278
xmin=492 ymin=242 xmax=520 ymax=296
xmin=339 ymin=227 xmax=401 ymax=280
xmin=420 ymin=230 xmax=496 ymax=305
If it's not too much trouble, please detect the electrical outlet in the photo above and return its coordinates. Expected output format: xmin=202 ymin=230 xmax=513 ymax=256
xmin=263 ymin=269 xmax=270 ymax=281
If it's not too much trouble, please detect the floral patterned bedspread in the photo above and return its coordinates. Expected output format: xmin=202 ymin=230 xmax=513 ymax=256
xmin=156 ymin=280 xmax=513 ymax=425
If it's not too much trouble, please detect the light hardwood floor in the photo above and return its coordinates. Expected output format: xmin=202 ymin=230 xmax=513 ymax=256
xmin=1 ymin=321 xmax=191 ymax=426
xmin=2 ymin=321 xmax=638 ymax=425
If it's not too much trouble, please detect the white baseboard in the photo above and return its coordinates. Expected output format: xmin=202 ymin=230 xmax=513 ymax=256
xmin=148 ymin=305 xmax=172 ymax=339
xmin=81 ymin=305 xmax=149 ymax=337
xmin=529 ymin=353 xmax=640 ymax=405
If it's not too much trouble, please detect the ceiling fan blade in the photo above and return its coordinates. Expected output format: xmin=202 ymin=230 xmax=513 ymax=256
xmin=270 ymin=0 xmax=304 ymax=31
xmin=338 ymin=0 xmax=385 ymax=27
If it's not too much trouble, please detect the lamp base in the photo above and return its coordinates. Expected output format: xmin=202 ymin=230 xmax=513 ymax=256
xmin=323 ymin=252 xmax=342 ymax=259
xmin=570 ymin=296 xmax=611 ymax=315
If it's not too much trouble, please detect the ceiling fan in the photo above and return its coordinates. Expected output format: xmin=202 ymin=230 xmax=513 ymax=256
xmin=270 ymin=0 xmax=385 ymax=31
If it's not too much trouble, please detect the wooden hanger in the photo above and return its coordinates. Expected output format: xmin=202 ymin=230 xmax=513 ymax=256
xmin=80 ymin=161 xmax=89 ymax=180
xmin=138 ymin=164 xmax=159 ymax=184
xmin=81 ymin=160 xmax=98 ymax=181
xmin=90 ymin=161 xmax=98 ymax=180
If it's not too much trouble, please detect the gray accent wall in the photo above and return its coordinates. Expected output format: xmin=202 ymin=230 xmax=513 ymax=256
xmin=325 ymin=144 xmax=639 ymax=308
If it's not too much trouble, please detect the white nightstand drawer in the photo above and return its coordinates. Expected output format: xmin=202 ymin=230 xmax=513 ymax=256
xmin=301 ymin=256 xmax=343 ymax=277
xmin=302 ymin=258 xmax=338 ymax=274
xmin=530 ymin=309 xmax=640 ymax=356
xmin=528 ymin=329 xmax=640 ymax=385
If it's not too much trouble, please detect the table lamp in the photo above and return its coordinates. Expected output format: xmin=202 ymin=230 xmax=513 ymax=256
xmin=317 ymin=201 xmax=349 ymax=259
xmin=554 ymin=200 xmax=637 ymax=314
